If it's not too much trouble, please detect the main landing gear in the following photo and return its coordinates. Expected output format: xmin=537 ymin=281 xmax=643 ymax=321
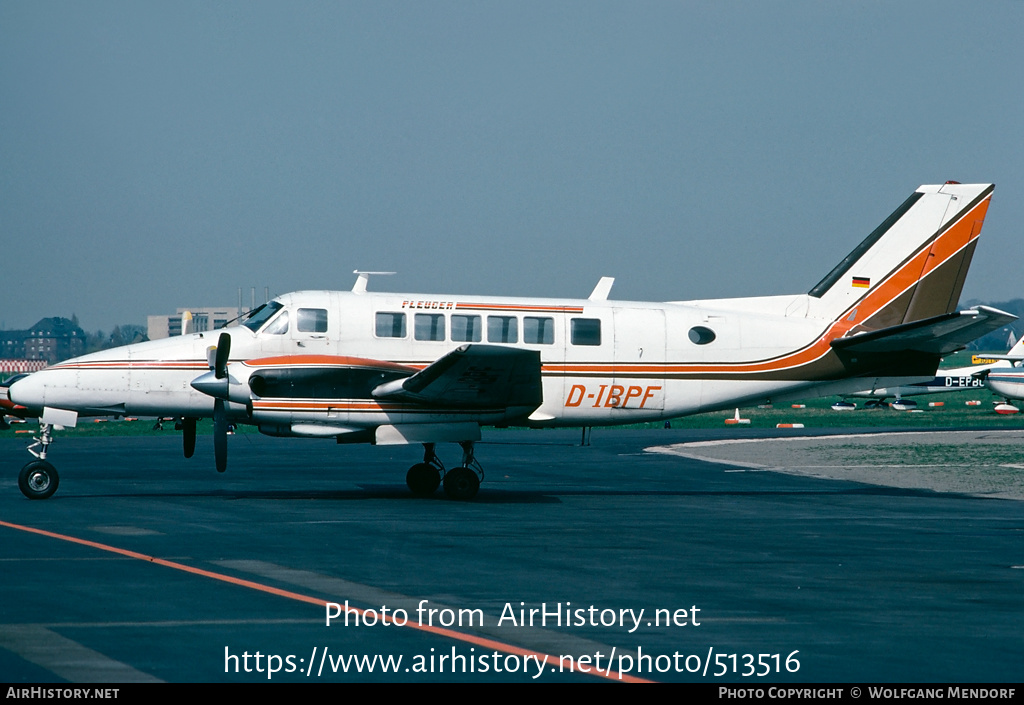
xmin=18 ymin=423 xmax=59 ymax=500
xmin=406 ymin=444 xmax=443 ymax=498
xmin=405 ymin=441 xmax=483 ymax=501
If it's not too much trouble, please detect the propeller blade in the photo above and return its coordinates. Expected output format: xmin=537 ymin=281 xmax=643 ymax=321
xmin=215 ymin=332 xmax=231 ymax=379
xmin=182 ymin=417 xmax=196 ymax=459
xmin=213 ymin=400 xmax=228 ymax=473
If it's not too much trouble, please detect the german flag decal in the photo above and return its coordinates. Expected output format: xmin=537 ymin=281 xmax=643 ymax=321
xmin=852 ymin=276 xmax=870 ymax=288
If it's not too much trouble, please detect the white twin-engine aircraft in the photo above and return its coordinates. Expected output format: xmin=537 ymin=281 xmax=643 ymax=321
xmin=8 ymin=182 xmax=1014 ymax=501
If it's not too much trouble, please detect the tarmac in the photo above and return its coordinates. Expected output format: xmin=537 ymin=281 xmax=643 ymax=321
xmin=651 ymin=429 xmax=1024 ymax=500
xmin=0 ymin=426 xmax=1021 ymax=683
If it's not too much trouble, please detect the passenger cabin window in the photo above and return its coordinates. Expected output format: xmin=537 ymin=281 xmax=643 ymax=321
xmin=262 ymin=310 xmax=289 ymax=335
xmin=571 ymin=318 xmax=601 ymax=346
xmin=414 ymin=313 xmax=445 ymax=341
xmin=451 ymin=314 xmax=482 ymax=342
xmin=375 ymin=312 xmax=406 ymax=338
xmin=523 ymin=316 xmax=554 ymax=345
xmin=487 ymin=316 xmax=518 ymax=344
xmin=688 ymin=326 xmax=716 ymax=345
xmin=297 ymin=308 xmax=328 ymax=333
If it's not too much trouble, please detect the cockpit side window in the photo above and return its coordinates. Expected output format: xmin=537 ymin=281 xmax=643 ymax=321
xmin=242 ymin=302 xmax=284 ymax=332
xmin=262 ymin=310 xmax=289 ymax=335
xmin=297 ymin=308 xmax=328 ymax=333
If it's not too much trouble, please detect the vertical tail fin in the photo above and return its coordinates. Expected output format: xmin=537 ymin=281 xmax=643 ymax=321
xmin=807 ymin=183 xmax=994 ymax=330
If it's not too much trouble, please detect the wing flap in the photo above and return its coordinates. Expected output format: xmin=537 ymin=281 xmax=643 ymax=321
xmin=372 ymin=344 xmax=542 ymax=412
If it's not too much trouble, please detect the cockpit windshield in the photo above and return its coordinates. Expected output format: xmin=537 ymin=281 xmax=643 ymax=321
xmin=242 ymin=301 xmax=284 ymax=333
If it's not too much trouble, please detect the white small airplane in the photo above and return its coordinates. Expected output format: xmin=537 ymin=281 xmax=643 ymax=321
xmin=8 ymin=182 xmax=1014 ymax=500
xmin=979 ymin=356 xmax=1024 ymax=406
xmin=844 ymin=336 xmax=1024 ymax=409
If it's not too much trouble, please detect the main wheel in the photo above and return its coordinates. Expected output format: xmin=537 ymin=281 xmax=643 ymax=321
xmin=19 ymin=460 xmax=60 ymax=500
xmin=443 ymin=466 xmax=480 ymax=501
xmin=406 ymin=463 xmax=441 ymax=497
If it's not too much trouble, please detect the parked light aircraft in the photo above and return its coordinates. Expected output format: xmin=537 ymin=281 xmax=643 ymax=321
xmin=979 ymin=360 xmax=1024 ymax=405
xmin=8 ymin=182 xmax=1014 ymax=501
xmin=844 ymin=336 xmax=1024 ymax=408
xmin=0 ymin=374 xmax=37 ymax=429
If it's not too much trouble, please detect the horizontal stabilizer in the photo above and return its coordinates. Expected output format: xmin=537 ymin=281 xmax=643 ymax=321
xmin=372 ymin=344 xmax=542 ymax=411
xmin=976 ymin=335 xmax=1024 ymax=362
xmin=831 ymin=306 xmax=1016 ymax=357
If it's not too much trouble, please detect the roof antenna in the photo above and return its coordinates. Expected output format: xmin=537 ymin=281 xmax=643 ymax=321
xmin=589 ymin=276 xmax=615 ymax=301
xmin=352 ymin=270 xmax=396 ymax=294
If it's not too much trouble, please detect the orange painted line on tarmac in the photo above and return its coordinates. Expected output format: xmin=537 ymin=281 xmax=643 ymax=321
xmin=0 ymin=518 xmax=650 ymax=683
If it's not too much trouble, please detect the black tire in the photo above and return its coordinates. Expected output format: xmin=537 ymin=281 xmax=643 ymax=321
xmin=19 ymin=460 xmax=59 ymax=500
xmin=406 ymin=463 xmax=441 ymax=497
xmin=182 ymin=417 xmax=197 ymax=459
xmin=443 ymin=466 xmax=480 ymax=501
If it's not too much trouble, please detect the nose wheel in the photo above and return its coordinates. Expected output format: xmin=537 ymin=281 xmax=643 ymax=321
xmin=19 ymin=460 xmax=59 ymax=500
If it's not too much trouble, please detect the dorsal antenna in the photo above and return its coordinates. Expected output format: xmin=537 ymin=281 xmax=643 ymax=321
xmin=352 ymin=270 xmax=396 ymax=294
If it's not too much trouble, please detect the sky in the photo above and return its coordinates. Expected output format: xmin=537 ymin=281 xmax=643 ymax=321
xmin=2 ymin=1 xmax=1022 ymax=333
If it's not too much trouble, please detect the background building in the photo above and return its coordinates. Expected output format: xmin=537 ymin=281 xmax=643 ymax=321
xmin=147 ymin=306 xmax=240 ymax=340
xmin=0 ymin=317 xmax=86 ymax=365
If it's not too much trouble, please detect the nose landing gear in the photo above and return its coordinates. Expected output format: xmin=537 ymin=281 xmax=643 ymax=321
xmin=19 ymin=423 xmax=59 ymax=500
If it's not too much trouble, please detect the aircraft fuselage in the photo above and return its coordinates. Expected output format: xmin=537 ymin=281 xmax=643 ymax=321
xmin=10 ymin=289 xmax=873 ymax=433
xmin=986 ymin=371 xmax=1024 ymax=402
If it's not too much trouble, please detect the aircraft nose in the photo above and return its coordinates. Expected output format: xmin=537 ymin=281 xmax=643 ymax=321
xmin=8 ymin=373 xmax=47 ymax=408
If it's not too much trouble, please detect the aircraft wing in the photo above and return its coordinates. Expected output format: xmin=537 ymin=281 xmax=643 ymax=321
xmin=372 ymin=344 xmax=543 ymax=412
xmin=831 ymin=306 xmax=1016 ymax=357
